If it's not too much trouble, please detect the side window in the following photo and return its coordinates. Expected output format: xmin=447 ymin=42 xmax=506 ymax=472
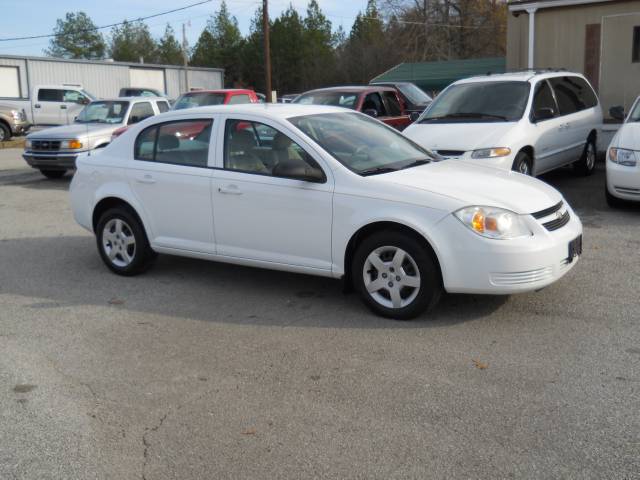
xmin=38 ymin=89 xmax=63 ymax=102
xmin=128 ymin=102 xmax=155 ymax=125
xmin=63 ymin=90 xmax=89 ymax=104
xmin=224 ymin=119 xmax=325 ymax=182
xmin=568 ymin=76 xmax=598 ymax=108
xmin=228 ymin=94 xmax=251 ymax=105
xmin=362 ymin=92 xmax=386 ymax=117
xmin=156 ymin=101 xmax=169 ymax=113
xmin=532 ymin=81 xmax=558 ymax=117
xmin=550 ymin=77 xmax=594 ymax=115
xmin=383 ymin=91 xmax=403 ymax=116
xmin=134 ymin=119 xmax=212 ymax=167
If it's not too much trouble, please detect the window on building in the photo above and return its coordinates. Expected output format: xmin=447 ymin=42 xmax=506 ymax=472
xmin=633 ymin=26 xmax=640 ymax=62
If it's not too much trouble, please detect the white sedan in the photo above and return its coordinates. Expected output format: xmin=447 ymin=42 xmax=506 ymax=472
xmin=70 ymin=104 xmax=583 ymax=319
xmin=606 ymin=101 xmax=640 ymax=206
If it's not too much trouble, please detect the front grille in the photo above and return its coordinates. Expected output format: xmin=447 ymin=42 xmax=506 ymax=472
xmin=542 ymin=210 xmax=570 ymax=231
xmin=435 ymin=149 xmax=465 ymax=157
xmin=531 ymin=201 xmax=562 ymax=219
xmin=32 ymin=140 xmax=61 ymax=151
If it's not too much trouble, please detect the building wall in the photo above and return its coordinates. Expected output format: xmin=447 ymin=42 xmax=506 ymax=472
xmin=506 ymin=1 xmax=640 ymax=114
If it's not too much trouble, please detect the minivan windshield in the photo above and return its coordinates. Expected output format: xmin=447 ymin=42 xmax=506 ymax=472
xmin=419 ymin=81 xmax=530 ymax=123
xmin=75 ymin=101 xmax=129 ymax=124
xmin=173 ymin=92 xmax=226 ymax=110
xmin=289 ymin=112 xmax=433 ymax=176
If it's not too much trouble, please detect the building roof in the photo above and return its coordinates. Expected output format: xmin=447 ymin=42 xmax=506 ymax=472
xmin=508 ymin=0 xmax=615 ymax=12
xmin=370 ymin=57 xmax=506 ymax=91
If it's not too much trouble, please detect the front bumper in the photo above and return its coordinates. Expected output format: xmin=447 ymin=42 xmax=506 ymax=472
xmin=23 ymin=151 xmax=80 ymax=170
xmin=433 ymin=205 xmax=583 ymax=294
xmin=12 ymin=121 xmax=30 ymax=136
xmin=606 ymin=159 xmax=640 ymax=202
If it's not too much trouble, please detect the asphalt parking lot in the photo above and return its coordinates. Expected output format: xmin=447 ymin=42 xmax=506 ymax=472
xmin=0 ymin=148 xmax=638 ymax=479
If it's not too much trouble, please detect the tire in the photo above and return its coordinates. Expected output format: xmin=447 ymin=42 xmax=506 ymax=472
xmin=605 ymin=185 xmax=626 ymax=208
xmin=0 ymin=122 xmax=10 ymax=142
xmin=95 ymin=207 xmax=155 ymax=276
xmin=40 ymin=169 xmax=67 ymax=179
xmin=352 ymin=231 xmax=442 ymax=320
xmin=512 ymin=151 xmax=532 ymax=176
xmin=574 ymin=139 xmax=596 ymax=176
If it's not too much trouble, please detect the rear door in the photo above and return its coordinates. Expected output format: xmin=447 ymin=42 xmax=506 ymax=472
xmin=62 ymin=89 xmax=91 ymax=124
xmin=530 ymin=80 xmax=566 ymax=174
xmin=34 ymin=88 xmax=65 ymax=125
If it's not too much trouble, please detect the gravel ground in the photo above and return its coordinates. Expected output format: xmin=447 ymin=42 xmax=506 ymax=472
xmin=0 ymin=148 xmax=638 ymax=479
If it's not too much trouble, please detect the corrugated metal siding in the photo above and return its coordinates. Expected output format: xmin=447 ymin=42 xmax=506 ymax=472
xmin=165 ymin=68 xmax=186 ymax=98
xmin=0 ymin=57 xmax=28 ymax=98
xmin=189 ymin=70 xmax=224 ymax=90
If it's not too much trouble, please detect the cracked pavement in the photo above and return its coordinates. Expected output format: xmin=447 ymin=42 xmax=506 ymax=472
xmin=0 ymin=148 xmax=639 ymax=479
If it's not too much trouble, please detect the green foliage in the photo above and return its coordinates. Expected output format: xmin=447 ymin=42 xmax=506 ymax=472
xmin=157 ymin=24 xmax=184 ymax=66
xmin=45 ymin=12 xmax=106 ymax=59
xmin=109 ymin=20 xmax=158 ymax=63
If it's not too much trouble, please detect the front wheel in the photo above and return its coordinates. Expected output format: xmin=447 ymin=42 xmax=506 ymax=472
xmin=352 ymin=231 xmax=442 ymax=320
xmin=574 ymin=139 xmax=596 ymax=176
xmin=96 ymin=207 xmax=155 ymax=276
xmin=512 ymin=151 xmax=532 ymax=175
xmin=40 ymin=169 xmax=66 ymax=179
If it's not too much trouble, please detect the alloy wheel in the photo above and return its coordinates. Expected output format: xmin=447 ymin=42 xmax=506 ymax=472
xmin=362 ymin=246 xmax=421 ymax=309
xmin=102 ymin=218 xmax=136 ymax=268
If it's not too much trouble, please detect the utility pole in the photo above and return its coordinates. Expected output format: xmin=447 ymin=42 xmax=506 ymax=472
xmin=263 ymin=0 xmax=272 ymax=102
xmin=182 ymin=22 xmax=189 ymax=92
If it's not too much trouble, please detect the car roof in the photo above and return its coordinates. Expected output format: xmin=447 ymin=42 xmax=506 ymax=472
xmin=300 ymin=85 xmax=396 ymax=94
xmin=455 ymin=70 xmax=588 ymax=85
xmin=158 ymin=103 xmax=350 ymax=120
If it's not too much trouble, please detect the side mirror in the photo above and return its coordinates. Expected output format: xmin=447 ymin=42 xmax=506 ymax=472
xmin=363 ymin=108 xmax=378 ymax=118
xmin=409 ymin=111 xmax=421 ymax=122
xmin=273 ymin=159 xmax=325 ymax=183
xmin=609 ymin=105 xmax=625 ymax=121
xmin=533 ymin=107 xmax=555 ymax=122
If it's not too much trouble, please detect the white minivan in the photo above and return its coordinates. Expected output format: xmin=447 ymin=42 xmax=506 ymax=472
xmin=403 ymin=71 xmax=602 ymax=177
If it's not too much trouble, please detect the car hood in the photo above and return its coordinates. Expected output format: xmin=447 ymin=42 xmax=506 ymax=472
xmin=378 ymin=160 xmax=562 ymax=214
xmin=403 ymin=122 xmax=516 ymax=152
xmin=27 ymin=122 xmax=122 ymax=140
xmin=613 ymin=122 xmax=640 ymax=148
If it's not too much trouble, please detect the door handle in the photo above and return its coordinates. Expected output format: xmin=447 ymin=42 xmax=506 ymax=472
xmin=60 ymin=105 xmax=67 ymax=110
xmin=136 ymin=174 xmax=156 ymax=184
xmin=34 ymin=104 xmax=41 ymax=108
xmin=218 ymin=185 xmax=243 ymax=195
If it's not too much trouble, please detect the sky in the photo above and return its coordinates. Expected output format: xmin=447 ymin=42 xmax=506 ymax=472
xmin=0 ymin=0 xmax=368 ymax=57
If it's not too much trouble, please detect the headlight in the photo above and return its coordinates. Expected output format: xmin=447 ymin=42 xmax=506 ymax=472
xmin=25 ymin=139 xmax=32 ymax=149
xmin=454 ymin=206 xmax=532 ymax=239
xmin=61 ymin=139 xmax=83 ymax=149
xmin=609 ymin=147 xmax=637 ymax=166
xmin=471 ymin=147 xmax=512 ymax=159
xmin=11 ymin=110 xmax=21 ymax=120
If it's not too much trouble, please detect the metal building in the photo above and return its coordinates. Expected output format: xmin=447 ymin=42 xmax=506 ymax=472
xmin=0 ymin=54 xmax=224 ymax=100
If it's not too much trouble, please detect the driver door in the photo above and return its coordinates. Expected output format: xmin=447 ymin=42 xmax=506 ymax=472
xmin=211 ymin=116 xmax=334 ymax=271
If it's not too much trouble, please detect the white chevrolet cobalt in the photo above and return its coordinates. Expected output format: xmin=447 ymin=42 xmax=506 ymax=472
xmin=605 ymin=101 xmax=640 ymax=206
xmin=70 ymin=104 xmax=583 ymax=319
xmin=404 ymin=71 xmax=602 ymax=177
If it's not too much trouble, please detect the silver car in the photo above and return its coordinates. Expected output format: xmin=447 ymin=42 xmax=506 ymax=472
xmin=23 ymin=97 xmax=170 ymax=179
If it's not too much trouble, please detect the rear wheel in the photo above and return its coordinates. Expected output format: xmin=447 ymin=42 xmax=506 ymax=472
xmin=40 ymin=169 xmax=66 ymax=179
xmin=0 ymin=123 xmax=10 ymax=142
xmin=352 ymin=231 xmax=442 ymax=320
xmin=96 ymin=207 xmax=155 ymax=276
xmin=574 ymin=139 xmax=596 ymax=176
xmin=512 ymin=151 xmax=532 ymax=175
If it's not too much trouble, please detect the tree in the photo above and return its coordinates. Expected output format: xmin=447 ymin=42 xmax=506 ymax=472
xmin=191 ymin=1 xmax=244 ymax=86
xmin=301 ymin=0 xmax=335 ymax=90
xmin=240 ymin=7 xmax=266 ymax=92
xmin=109 ymin=20 xmax=158 ymax=63
xmin=45 ymin=12 xmax=106 ymax=59
xmin=271 ymin=7 xmax=305 ymax=94
xmin=157 ymin=24 xmax=183 ymax=65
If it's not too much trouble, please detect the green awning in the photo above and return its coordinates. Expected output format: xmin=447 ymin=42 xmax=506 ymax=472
xmin=371 ymin=57 xmax=506 ymax=92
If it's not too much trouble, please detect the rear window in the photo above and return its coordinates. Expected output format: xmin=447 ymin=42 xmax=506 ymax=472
xmin=38 ymin=89 xmax=63 ymax=102
xmin=549 ymin=76 xmax=598 ymax=115
xmin=173 ymin=92 xmax=226 ymax=110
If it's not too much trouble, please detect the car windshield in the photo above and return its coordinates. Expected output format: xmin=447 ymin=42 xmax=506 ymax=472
xmin=293 ymin=91 xmax=359 ymax=109
xmin=75 ymin=101 xmax=129 ymax=124
xmin=81 ymin=89 xmax=96 ymax=101
xmin=173 ymin=92 xmax=226 ymax=110
xmin=289 ymin=112 xmax=434 ymax=176
xmin=396 ymin=83 xmax=432 ymax=105
xmin=419 ymin=81 xmax=530 ymax=123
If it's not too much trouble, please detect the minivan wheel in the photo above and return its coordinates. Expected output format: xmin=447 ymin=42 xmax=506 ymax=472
xmin=96 ymin=207 xmax=155 ymax=276
xmin=352 ymin=231 xmax=442 ymax=320
xmin=574 ymin=139 xmax=596 ymax=176
xmin=512 ymin=151 xmax=532 ymax=175
xmin=40 ymin=169 xmax=67 ymax=179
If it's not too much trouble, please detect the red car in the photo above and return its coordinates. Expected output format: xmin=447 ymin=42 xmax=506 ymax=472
xmin=173 ymin=89 xmax=259 ymax=110
xmin=292 ymin=86 xmax=412 ymax=130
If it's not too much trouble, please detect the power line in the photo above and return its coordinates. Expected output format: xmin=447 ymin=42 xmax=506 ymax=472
xmin=0 ymin=0 xmax=214 ymax=42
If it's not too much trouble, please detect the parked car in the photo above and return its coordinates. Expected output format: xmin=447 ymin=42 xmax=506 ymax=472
xmin=370 ymin=81 xmax=432 ymax=116
xmin=0 ymin=104 xmax=30 ymax=141
xmin=2 ymin=84 xmax=95 ymax=127
xmin=292 ymin=86 xmax=412 ymax=130
xmin=70 ymin=104 xmax=582 ymax=319
xmin=23 ymin=97 xmax=169 ymax=178
xmin=172 ymin=89 xmax=259 ymax=110
xmin=403 ymin=71 xmax=603 ymax=176
xmin=605 ymin=101 xmax=640 ymax=206
xmin=119 ymin=87 xmax=164 ymax=97
xmin=279 ymin=94 xmax=299 ymax=103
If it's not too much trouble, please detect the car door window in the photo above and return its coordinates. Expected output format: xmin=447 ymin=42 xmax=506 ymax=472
xmin=382 ymin=91 xmax=402 ymax=116
xmin=128 ymin=102 xmax=155 ymax=124
xmin=228 ymin=94 xmax=251 ymax=104
xmin=224 ymin=119 xmax=325 ymax=181
xmin=63 ymin=90 xmax=87 ymax=104
xmin=134 ymin=119 xmax=213 ymax=167
xmin=550 ymin=77 xmax=593 ymax=115
xmin=532 ymin=81 xmax=558 ymax=118
xmin=362 ymin=92 xmax=387 ymax=117
xmin=38 ymin=89 xmax=63 ymax=102
xmin=156 ymin=101 xmax=169 ymax=113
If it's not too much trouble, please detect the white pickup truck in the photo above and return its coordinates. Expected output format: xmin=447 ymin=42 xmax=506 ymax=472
xmin=2 ymin=84 xmax=96 ymax=127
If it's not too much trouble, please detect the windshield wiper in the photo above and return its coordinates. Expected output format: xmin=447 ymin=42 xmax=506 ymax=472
xmin=360 ymin=166 xmax=399 ymax=176
xmin=421 ymin=112 xmax=508 ymax=122
xmin=400 ymin=159 xmax=430 ymax=170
